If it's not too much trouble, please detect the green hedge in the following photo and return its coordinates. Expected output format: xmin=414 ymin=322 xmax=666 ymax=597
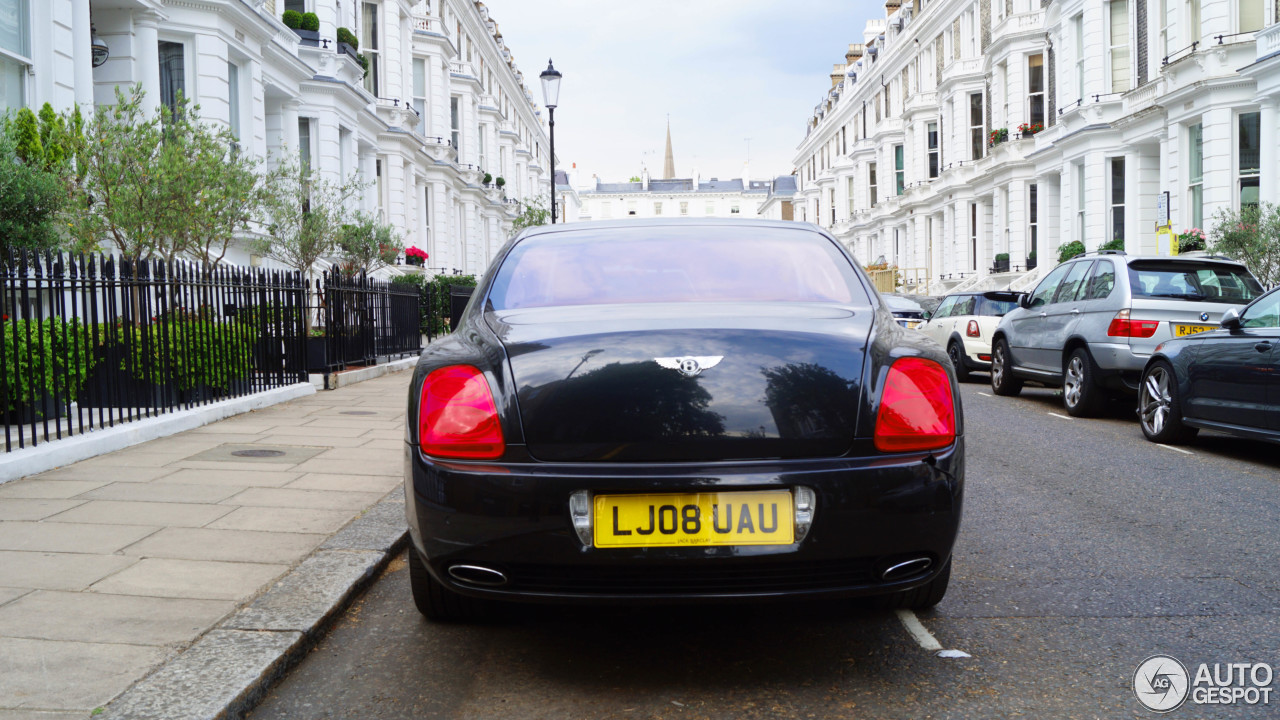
xmin=392 ymin=273 xmax=477 ymax=337
xmin=2 ymin=318 xmax=99 ymax=411
xmin=117 ymin=312 xmax=257 ymax=391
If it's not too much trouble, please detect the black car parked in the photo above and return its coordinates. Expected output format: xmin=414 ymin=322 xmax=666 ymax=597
xmin=1139 ymin=284 xmax=1280 ymax=445
xmin=404 ymin=219 xmax=963 ymax=621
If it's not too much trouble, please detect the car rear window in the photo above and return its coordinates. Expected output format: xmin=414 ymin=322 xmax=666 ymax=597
xmin=1127 ymin=261 xmax=1264 ymax=304
xmin=487 ymin=226 xmax=870 ymax=310
xmin=976 ymin=296 xmax=1018 ymax=316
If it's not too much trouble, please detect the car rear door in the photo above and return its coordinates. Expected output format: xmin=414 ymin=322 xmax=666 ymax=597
xmin=1185 ymin=290 xmax=1280 ymax=431
xmin=1037 ymin=260 xmax=1094 ymax=370
xmin=922 ymin=296 xmax=958 ymax=346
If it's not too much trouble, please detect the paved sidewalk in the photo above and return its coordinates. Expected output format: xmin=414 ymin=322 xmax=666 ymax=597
xmin=0 ymin=370 xmax=413 ymax=719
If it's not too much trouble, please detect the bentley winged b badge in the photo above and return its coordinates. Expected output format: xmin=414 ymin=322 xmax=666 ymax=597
xmin=654 ymin=356 xmax=724 ymax=378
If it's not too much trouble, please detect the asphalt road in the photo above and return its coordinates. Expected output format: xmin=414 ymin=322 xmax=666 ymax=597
xmin=247 ymin=382 xmax=1280 ymax=720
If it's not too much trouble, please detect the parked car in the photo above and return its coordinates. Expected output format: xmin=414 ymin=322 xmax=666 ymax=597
xmin=882 ymin=293 xmax=931 ymax=329
xmin=919 ymin=291 xmax=1021 ymax=381
xmin=1138 ymin=284 xmax=1280 ymax=445
xmin=404 ymin=219 xmax=963 ymax=621
xmin=989 ymin=251 xmax=1264 ymax=416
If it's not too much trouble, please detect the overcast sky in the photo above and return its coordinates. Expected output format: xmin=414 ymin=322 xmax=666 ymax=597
xmin=479 ymin=0 xmax=885 ymax=186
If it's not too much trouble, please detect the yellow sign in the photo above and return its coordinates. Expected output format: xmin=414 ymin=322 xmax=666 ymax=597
xmin=593 ymin=491 xmax=794 ymax=548
xmin=1157 ymin=226 xmax=1178 ymax=256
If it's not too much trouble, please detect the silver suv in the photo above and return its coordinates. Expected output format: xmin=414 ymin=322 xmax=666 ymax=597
xmin=989 ymin=251 xmax=1265 ymax=416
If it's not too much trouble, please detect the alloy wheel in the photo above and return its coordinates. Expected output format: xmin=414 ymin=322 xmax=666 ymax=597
xmin=1064 ymin=356 xmax=1085 ymax=408
xmin=992 ymin=345 xmax=1005 ymax=385
xmin=1140 ymin=366 xmax=1172 ymax=436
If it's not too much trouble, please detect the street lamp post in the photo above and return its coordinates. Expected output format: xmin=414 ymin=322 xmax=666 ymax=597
xmin=539 ymin=59 xmax=562 ymax=224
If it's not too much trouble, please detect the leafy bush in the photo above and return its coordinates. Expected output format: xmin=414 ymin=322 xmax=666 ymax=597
xmin=1099 ymin=237 xmax=1125 ymax=252
xmin=2 ymin=318 xmax=99 ymax=412
xmin=392 ymin=273 xmax=477 ymax=336
xmin=118 ymin=312 xmax=256 ymax=391
xmin=281 ymin=10 xmax=303 ymax=28
xmin=483 ymin=173 xmax=493 ymax=185
xmin=336 ymin=27 xmax=359 ymax=50
xmin=1057 ymin=240 xmax=1085 ymax=264
xmin=300 ymin=12 xmax=320 ymax=31
xmin=995 ymin=252 xmax=1010 ymax=262
xmin=1210 ymin=203 xmax=1280 ymax=287
xmin=495 ymin=176 xmax=506 ymax=188
xmin=357 ymin=53 xmax=370 ymax=77
xmin=0 ymin=130 xmax=66 ymax=254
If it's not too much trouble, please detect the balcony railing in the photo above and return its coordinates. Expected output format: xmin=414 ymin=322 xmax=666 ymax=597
xmin=1258 ymin=23 xmax=1280 ymax=59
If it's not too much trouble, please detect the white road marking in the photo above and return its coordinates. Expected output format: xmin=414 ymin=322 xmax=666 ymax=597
xmin=978 ymin=392 xmax=992 ymax=397
xmin=1048 ymin=412 xmax=1073 ymax=420
xmin=1157 ymin=444 xmax=1194 ymax=455
xmin=895 ymin=609 xmax=942 ymax=650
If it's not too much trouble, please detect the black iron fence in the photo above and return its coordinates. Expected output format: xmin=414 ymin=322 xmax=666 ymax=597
xmin=305 ymin=270 xmax=422 ymax=373
xmin=2 ymin=251 xmax=308 ymax=452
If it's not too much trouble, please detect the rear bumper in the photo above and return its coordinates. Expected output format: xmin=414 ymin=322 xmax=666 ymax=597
xmin=1088 ymin=341 xmax=1147 ymax=391
xmin=404 ymin=441 xmax=964 ymax=602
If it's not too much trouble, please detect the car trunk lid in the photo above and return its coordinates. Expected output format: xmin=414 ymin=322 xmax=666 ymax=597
xmin=488 ymin=303 xmax=873 ymax=462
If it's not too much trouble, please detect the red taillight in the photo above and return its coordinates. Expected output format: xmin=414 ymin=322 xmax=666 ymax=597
xmin=966 ymin=319 xmax=981 ymax=337
xmin=418 ymin=365 xmax=505 ymax=459
xmin=874 ymin=357 xmax=956 ymax=453
xmin=1106 ymin=309 xmax=1159 ymax=338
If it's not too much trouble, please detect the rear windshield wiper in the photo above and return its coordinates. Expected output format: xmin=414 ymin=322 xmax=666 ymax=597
xmin=1147 ymin=292 xmax=1206 ymax=300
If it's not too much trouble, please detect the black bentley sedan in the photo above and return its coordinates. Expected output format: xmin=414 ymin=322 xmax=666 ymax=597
xmin=404 ymin=219 xmax=963 ymax=621
xmin=1139 ymin=284 xmax=1280 ymax=445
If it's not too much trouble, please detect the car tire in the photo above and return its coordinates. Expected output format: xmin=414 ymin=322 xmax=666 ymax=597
xmin=409 ymin=548 xmax=489 ymax=622
xmin=990 ymin=338 xmax=1022 ymax=396
xmin=881 ymin=557 xmax=951 ymax=610
xmin=947 ymin=341 xmax=972 ymax=383
xmin=1138 ymin=361 xmax=1199 ymax=445
xmin=1062 ymin=348 xmax=1104 ymax=417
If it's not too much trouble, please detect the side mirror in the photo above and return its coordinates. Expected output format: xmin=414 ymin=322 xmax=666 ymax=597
xmin=1017 ymin=294 xmax=1031 ymax=309
xmin=922 ymin=311 xmax=932 ymax=321
xmin=1220 ymin=307 xmax=1242 ymax=332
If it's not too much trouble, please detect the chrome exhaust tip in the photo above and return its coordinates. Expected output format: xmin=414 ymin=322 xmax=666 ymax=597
xmin=447 ymin=564 xmax=508 ymax=587
xmin=881 ymin=557 xmax=932 ymax=581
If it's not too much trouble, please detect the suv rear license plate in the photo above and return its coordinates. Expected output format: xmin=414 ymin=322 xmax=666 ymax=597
xmin=593 ymin=491 xmax=794 ymax=548
xmin=1174 ymin=323 xmax=1216 ymax=337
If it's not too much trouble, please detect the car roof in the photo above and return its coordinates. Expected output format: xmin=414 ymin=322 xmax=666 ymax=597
xmin=516 ymin=217 xmax=823 ymax=241
xmin=1067 ymin=252 xmax=1247 ymax=267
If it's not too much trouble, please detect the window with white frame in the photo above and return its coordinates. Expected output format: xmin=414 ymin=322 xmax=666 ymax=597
xmin=969 ymin=203 xmax=978 ymax=271
xmin=361 ymin=2 xmax=380 ymax=96
xmin=1074 ymin=14 xmax=1084 ymax=102
xmin=478 ymin=127 xmax=487 ymax=172
xmin=1109 ymin=157 xmax=1125 ymax=243
xmin=227 ymin=62 xmax=241 ymax=143
xmin=412 ymin=58 xmax=428 ymax=134
xmin=847 ymin=176 xmax=857 ymax=215
xmin=423 ymin=186 xmax=432 ymax=254
xmin=654 ymin=202 xmax=663 ymax=215
xmin=869 ymin=161 xmax=878 ymax=207
xmin=450 ymin=96 xmax=461 ymax=155
xmin=731 ymin=204 xmax=740 ymax=215
xmin=1075 ymin=162 xmax=1086 ymax=244
xmin=680 ymin=201 xmax=688 ymax=215
xmin=0 ymin=0 xmax=28 ymax=113
xmin=339 ymin=127 xmax=350 ymax=179
xmin=298 ymin=118 xmax=312 ymax=171
xmin=1239 ymin=111 xmax=1260 ymax=207
xmin=969 ymin=92 xmax=984 ymax=160
xmin=1108 ymin=0 xmax=1131 ymax=94
xmin=284 ymin=0 xmax=306 ymax=11
xmin=1188 ymin=123 xmax=1203 ymax=229
xmin=159 ymin=40 xmax=186 ymax=117
xmin=927 ymin=121 xmax=939 ymax=178
xmin=894 ymin=144 xmax=905 ymax=195
xmin=1028 ymin=183 xmax=1039 ymax=261
xmin=1188 ymin=0 xmax=1201 ymax=47
xmin=1239 ymin=0 xmax=1264 ymax=31
xmin=1028 ymin=54 xmax=1045 ymax=127
xmin=1159 ymin=0 xmax=1170 ymax=60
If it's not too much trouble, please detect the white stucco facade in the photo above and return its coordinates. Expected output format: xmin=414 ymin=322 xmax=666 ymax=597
xmin=4 ymin=0 xmax=552 ymax=278
xmin=794 ymin=0 xmax=1280 ymax=294
xmin=576 ymin=170 xmax=795 ymax=222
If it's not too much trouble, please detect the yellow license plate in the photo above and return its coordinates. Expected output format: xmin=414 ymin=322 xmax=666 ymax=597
xmin=593 ymin=491 xmax=794 ymax=548
xmin=904 ymin=320 xmax=922 ymax=329
xmin=1174 ymin=323 xmax=1215 ymax=337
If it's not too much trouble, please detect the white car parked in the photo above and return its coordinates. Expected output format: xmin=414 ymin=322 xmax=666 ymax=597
xmin=920 ymin=291 xmax=1021 ymax=382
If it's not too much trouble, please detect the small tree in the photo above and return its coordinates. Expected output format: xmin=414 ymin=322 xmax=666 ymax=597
xmin=510 ymin=197 xmax=550 ymax=238
xmin=336 ymin=210 xmax=403 ymax=275
xmin=0 ymin=128 xmax=66 ymax=254
xmin=1210 ymin=203 xmax=1280 ymax=287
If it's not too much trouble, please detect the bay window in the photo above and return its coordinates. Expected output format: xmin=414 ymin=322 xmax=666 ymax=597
xmin=159 ymin=41 xmax=186 ymax=117
xmin=0 ymin=0 xmax=29 ymax=112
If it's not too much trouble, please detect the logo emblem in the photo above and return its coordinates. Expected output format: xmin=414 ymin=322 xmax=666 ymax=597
xmin=655 ymin=356 xmax=723 ymax=378
xmin=1200 ymin=312 xmax=1210 ymax=322
xmin=1133 ymin=655 xmax=1190 ymax=713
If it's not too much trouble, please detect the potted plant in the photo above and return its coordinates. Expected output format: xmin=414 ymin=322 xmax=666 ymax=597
xmin=483 ymin=172 xmax=493 ymax=186
xmin=993 ymin=252 xmax=1010 ymax=273
xmin=1027 ymin=250 xmax=1037 ymax=269
xmin=336 ymin=27 xmax=360 ymax=62
xmin=988 ymin=128 xmax=1009 ymax=147
xmin=1176 ymin=227 xmax=1206 ymax=253
xmin=282 ymin=10 xmax=303 ymax=29
xmin=495 ymin=176 xmax=506 ymax=189
xmin=1017 ymin=122 xmax=1045 ymax=137
xmin=306 ymin=327 xmax=330 ymax=374
xmin=288 ymin=11 xmax=321 ymax=45
xmin=405 ymin=246 xmax=428 ymax=266
xmin=357 ymin=53 xmax=370 ymax=78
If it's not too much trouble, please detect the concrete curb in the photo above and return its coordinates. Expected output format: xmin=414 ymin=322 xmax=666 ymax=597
xmin=100 ymin=492 xmax=410 ymax=720
xmin=0 ymin=383 xmax=317 ymax=484
xmin=322 ymin=356 xmax=419 ymax=390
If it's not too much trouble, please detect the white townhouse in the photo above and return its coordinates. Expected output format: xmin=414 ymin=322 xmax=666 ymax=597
xmin=793 ymin=0 xmax=1280 ymax=294
xmin=576 ymin=169 xmax=795 ymax=222
xmin=1 ymin=0 xmax=552 ymax=277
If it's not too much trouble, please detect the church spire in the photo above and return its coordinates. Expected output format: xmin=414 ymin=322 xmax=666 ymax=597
xmin=663 ymin=117 xmax=675 ymax=180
